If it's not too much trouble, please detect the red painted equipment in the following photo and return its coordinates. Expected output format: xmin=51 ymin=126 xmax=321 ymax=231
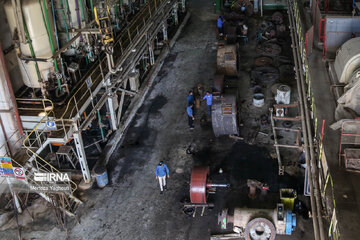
xmin=190 ymin=166 xmax=229 ymax=204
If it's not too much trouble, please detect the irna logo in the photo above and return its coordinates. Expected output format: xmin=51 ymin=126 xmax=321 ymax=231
xmin=34 ymin=172 xmax=70 ymax=182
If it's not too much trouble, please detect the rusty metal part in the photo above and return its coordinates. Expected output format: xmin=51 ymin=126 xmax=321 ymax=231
xmin=231 ymin=0 xmax=254 ymax=16
xmin=256 ymin=43 xmax=282 ymax=56
xmin=217 ymin=44 xmax=238 ymax=76
xmin=254 ymin=57 xmax=273 ymax=67
xmin=224 ymin=23 xmax=237 ymax=44
xmin=212 ymin=94 xmax=239 ymax=137
xmin=251 ymin=66 xmax=279 ymax=83
xmin=272 ymin=12 xmax=283 ymax=24
xmin=247 ymin=179 xmax=269 ymax=199
xmin=245 ymin=218 xmax=276 ymax=240
xmin=190 ymin=166 xmax=210 ymax=204
xmin=213 ymin=75 xmax=224 ymax=93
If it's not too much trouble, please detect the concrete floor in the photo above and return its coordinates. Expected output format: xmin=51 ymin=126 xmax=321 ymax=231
xmin=0 ymin=0 xmax=317 ymax=239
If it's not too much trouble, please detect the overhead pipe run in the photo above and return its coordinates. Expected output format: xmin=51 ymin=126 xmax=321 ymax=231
xmin=287 ymin=1 xmax=325 ymax=240
xmin=288 ymin=1 xmax=325 ymax=239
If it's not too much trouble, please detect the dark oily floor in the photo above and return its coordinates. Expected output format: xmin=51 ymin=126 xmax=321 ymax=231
xmin=0 ymin=1 xmax=315 ymax=240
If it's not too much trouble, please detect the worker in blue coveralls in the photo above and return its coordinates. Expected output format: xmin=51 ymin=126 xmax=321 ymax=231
xmin=217 ymin=16 xmax=225 ymax=36
xmin=187 ymin=104 xmax=195 ymax=129
xmin=187 ymin=90 xmax=195 ymax=106
xmin=203 ymin=91 xmax=213 ymax=116
xmin=155 ymin=161 xmax=170 ymax=194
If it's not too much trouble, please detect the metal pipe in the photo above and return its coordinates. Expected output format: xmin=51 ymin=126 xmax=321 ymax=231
xmin=22 ymin=18 xmax=42 ymax=83
xmin=50 ymin=0 xmax=66 ymax=80
xmin=75 ymin=0 xmax=82 ymax=30
xmin=97 ymin=110 xmax=105 ymax=141
xmin=0 ymin=42 xmax=23 ymax=136
xmin=40 ymin=0 xmax=62 ymax=91
xmin=287 ymin=1 xmax=322 ymax=239
xmin=288 ymin=1 xmax=326 ymax=239
xmin=206 ymin=183 xmax=229 ymax=188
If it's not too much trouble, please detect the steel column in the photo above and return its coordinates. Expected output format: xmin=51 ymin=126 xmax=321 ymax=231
xmin=73 ymin=123 xmax=91 ymax=183
xmin=148 ymin=44 xmax=155 ymax=65
xmin=162 ymin=23 xmax=168 ymax=41
xmin=107 ymin=94 xmax=118 ymax=130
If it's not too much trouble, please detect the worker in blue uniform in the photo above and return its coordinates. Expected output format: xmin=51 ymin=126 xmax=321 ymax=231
xmin=187 ymin=90 xmax=195 ymax=106
xmin=155 ymin=161 xmax=170 ymax=194
xmin=187 ymin=104 xmax=195 ymax=129
xmin=203 ymin=91 xmax=213 ymax=116
xmin=217 ymin=16 xmax=225 ymax=36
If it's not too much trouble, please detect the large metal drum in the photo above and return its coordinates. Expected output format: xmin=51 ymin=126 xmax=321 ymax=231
xmin=217 ymin=44 xmax=238 ymax=76
xmin=190 ymin=166 xmax=210 ymax=204
xmin=212 ymin=94 xmax=239 ymax=137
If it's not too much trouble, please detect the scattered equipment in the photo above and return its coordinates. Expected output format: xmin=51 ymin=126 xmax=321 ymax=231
xmin=217 ymin=204 xmax=296 ymax=239
xmin=184 ymin=166 xmax=229 ymax=217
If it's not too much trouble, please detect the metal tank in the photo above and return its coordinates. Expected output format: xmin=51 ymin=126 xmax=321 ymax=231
xmin=217 ymin=44 xmax=238 ymax=76
xmin=211 ymin=94 xmax=239 ymax=137
xmin=334 ymin=38 xmax=360 ymax=84
xmin=4 ymin=0 xmax=57 ymax=88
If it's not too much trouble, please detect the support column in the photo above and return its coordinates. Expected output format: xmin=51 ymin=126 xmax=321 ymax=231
xmin=73 ymin=123 xmax=91 ymax=183
xmin=107 ymin=94 xmax=118 ymax=130
xmin=162 ymin=23 xmax=168 ymax=41
xmin=6 ymin=178 xmax=22 ymax=213
xmin=181 ymin=0 xmax=186 ymax=12
xmin=117 ymin=79 xmax=128 ymax=125
xmin=173 ymin=3 xmax=178 ymax=25
xmin=148 ymin=43 xmax=155 ymax=65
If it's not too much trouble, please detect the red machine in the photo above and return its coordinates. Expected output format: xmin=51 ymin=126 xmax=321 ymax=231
xmin=184 ymin=166 xmax=229 ymax=216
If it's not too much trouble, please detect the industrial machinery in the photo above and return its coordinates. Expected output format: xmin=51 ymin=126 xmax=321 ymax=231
xmin=0 ymin=0 xmax=187 ymax=217
xmin=217 ymin=43 xmax=238 ymax=76
xmin=218 ymin=204 xmax=296 ymax=239
xmin=184 ymin=166 xmax=229 ymax=217
xmin=212 ymin=94 xmax=239 ymax=137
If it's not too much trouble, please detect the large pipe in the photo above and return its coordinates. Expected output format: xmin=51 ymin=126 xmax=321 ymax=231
xmin=40 ymin=0 xmax=62 ymax=91
xmin=287 ymin=1 xmax=320 ymax=240
xmin=288 ymin=1 xmax=325 ymax=239
xmin=50 ymin=0 xmax=66 ymax=80
xmin=0 ymin=42 xmax=23 ymax=136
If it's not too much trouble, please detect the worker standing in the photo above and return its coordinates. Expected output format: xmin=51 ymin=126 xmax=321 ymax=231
xmin=187 ymin=104 xmax=195 ymax=129
xmin=217 ymin=16 xmax=225 ymax=36
xmin=155 ymin=161 xmax=170 ymax=194
xmin=187 ymin=90 xmax=195 ymax=106
xmin=203 ymin=91 xmax=213 ymax=116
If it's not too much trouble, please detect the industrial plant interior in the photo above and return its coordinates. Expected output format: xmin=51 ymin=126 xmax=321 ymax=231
xmin=0 ymin=0 xmax=359 ymax=239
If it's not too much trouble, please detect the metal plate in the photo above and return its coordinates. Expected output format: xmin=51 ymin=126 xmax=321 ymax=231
xmin=190 ymin=166 xmax=210 ymax=204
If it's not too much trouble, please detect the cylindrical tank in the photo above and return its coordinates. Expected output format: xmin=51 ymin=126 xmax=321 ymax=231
xmin=212 ymin=94 xmax=239 ymax=137
xmin=217 ymin=44 xmax=238 ymax=76
xmin=4 ymin=0 xmax=57 ymax=88
xmin=334 ymin=38 xmax=360 ymax=84
xmin=275 ymin=85 xmax=291 ymax=104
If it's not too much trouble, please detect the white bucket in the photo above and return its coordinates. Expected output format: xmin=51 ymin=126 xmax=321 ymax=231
xmin=275 ymin=85 xmax=291 ymax=104
xmin=253 ymin=93 xmax=265 ymax=107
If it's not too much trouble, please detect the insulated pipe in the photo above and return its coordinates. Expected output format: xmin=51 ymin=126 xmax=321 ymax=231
xmin=288 ymin=1 xmax=326 ymax=239
xmin=287 ymin=2 xmax=320 ymax=240
xmin=0 ymin=43 xmax=23 ymax=136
